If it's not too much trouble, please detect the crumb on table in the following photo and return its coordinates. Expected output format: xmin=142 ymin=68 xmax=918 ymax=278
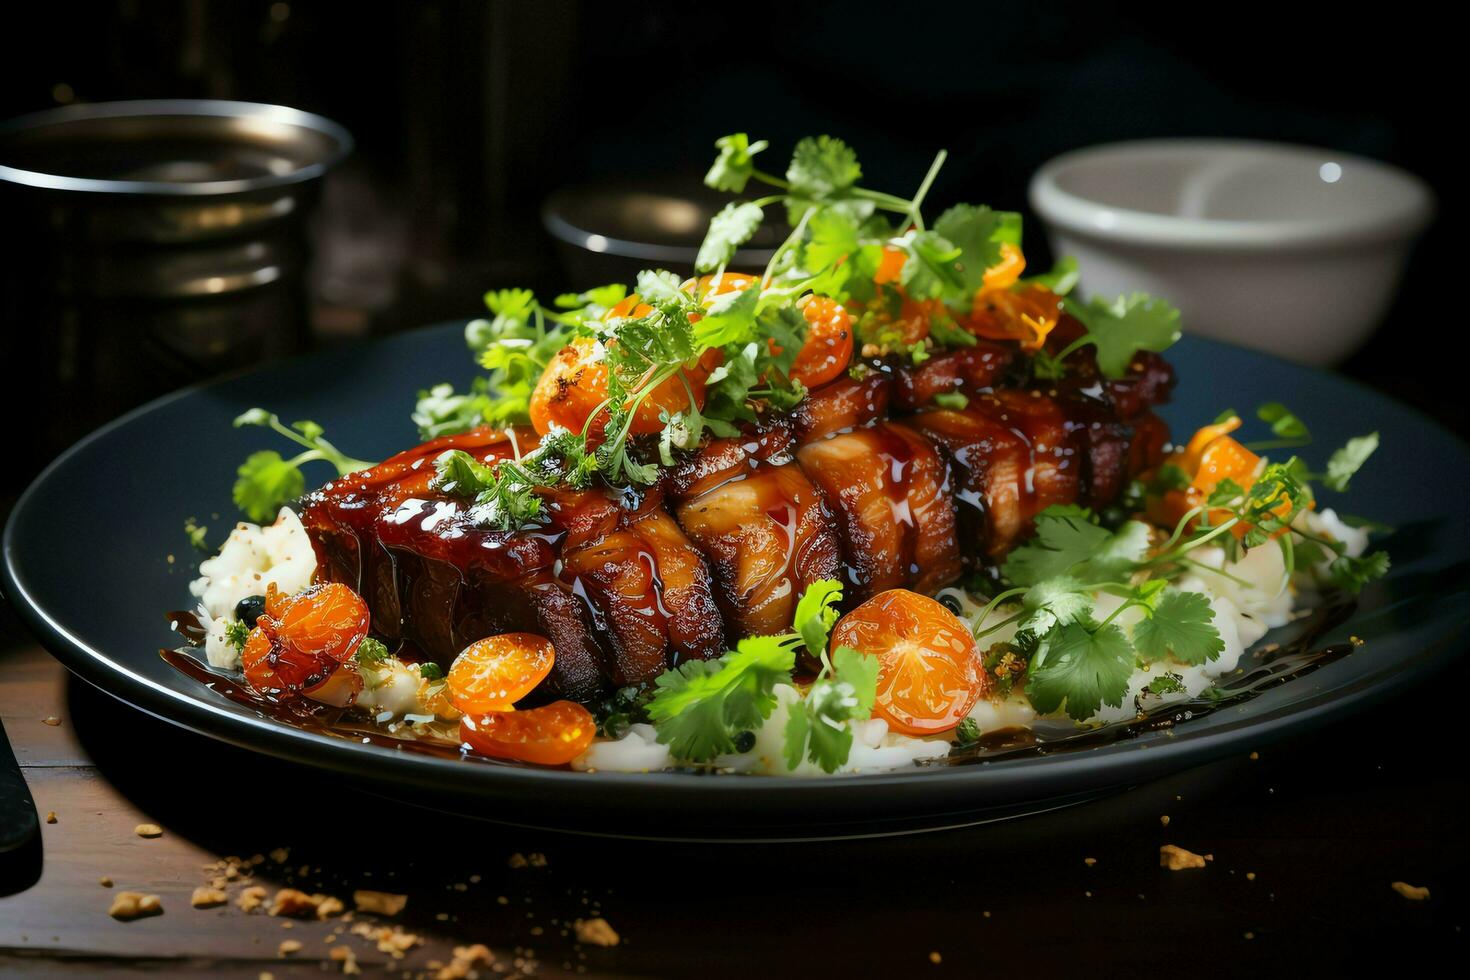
xmin=1159 ymin=844 xmax=1213 ymax=871
xmin=109 ymin=891 xmax=163 ymax=921
xmin=574 ymin=917 xmax=620 ymax=947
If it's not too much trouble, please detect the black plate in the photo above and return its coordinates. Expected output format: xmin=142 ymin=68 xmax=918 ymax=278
xmin=5 ymin=323 xmax=1469 ymax=839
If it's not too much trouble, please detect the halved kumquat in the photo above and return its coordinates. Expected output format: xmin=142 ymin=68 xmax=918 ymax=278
xmin=830 ymin=589 xmax=987 ymax=736
xmin=459 ymin=700 xmax=596 ymax=766
xmin=446 ymin=633 xmax=556 ymax=714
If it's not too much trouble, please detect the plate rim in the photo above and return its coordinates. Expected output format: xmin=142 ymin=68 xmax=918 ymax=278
xmin=5 ymin=325 xmax=1470 ymax=810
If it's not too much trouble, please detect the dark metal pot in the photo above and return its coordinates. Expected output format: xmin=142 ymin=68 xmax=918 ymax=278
xmin=542 ymin=174 xmax=788 ymax=286
xmin=0 ymin=99 xmax=352 ymax=477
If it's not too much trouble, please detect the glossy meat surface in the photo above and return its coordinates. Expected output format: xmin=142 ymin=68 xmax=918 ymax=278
xmin=300 ymin=328 xmax=1174 ymax=703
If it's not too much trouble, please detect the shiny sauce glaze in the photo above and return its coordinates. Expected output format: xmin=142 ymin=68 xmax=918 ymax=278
xmin=289 ymin=317 xmax=1174 ymax=705
xmin=163 ymin=600 xmax=1356 ymax=770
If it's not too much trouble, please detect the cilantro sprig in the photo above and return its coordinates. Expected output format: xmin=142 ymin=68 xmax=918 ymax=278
xmin=645 ymin=578 xmax=880 ymax=772
xmin=231 ymin=410 xmax=373 ymax=523
xmin=970 ymin=413 xmax=1389 ymax=720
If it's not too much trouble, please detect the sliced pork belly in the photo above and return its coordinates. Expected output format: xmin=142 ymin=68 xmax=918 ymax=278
xmin=557 ymin=507 xmax=724 ymax=687
xmin=795 ymin=421 xmax=960 ymax=601
xmin=302 ymin=427 xmax=724 ymax=697
xmin=673 ymin=461 xmax=842 ymax=639
xmin=787 ymin=373 xmax=892 ymax=445
xmin=890 ymin=344 xmax=1015 ymax=411
xmin=908 ymin=390 xmax=1081 ymax=561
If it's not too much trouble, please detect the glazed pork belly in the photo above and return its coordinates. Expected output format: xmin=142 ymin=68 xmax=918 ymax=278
xmin=299 ymin=322 xmax=1174 ymax=703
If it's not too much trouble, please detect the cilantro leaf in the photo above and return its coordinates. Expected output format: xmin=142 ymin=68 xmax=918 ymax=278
xmin=184 ymin=518 xmax=210 ymax=553
xmin=429 ymin=449 xmax=497 ymax=497
xmin=1090 ymin=520 xmax=1153 ymax=575
xmin=1143 ymin=673 xmax=1187 ymax=696
xmin=898 ymin=229 xmax=964 ymax=300
xmin=1020 ymin=577 xmax=1095 ymax=635
xmin=1323 ymin=432 xmax=1379 ymax=492
xmin=830 ymin=645 xmax=879 ymax=718
xmin=1001 ymin=506 xmax=1113 ymax=586
xmin=553 ymin=283 xmax=626 ymax=312
xmin=782 ymin=645 xmax=878 ymax=773
xmin=691 ymin=285 xmax=760 ymax=348
xmin=786 ymin=135 xmax=862 ymax=200
xmin=633 ymin=269 xmax=692 ymax=306
xmin=232 ymin=450 xmax=305 ymax=523
xmin=793 ymin=578 xmax=844 ymax=659
xmin=704 ymin=133 xmax=769 ymax=194
xmin=800 ymin=208 xmax=860 ymax=284
xmin=1025 ymin=622 xmax=1135 ymax=721
xmin=696 ymin=201 xmax=764 ymax=272
xmin=1257 ymin=402 xmax=1310 ymax=440
xmin=223 ymin=619 xmax=251 ymax=650
xmin=1068 ymin=293 xmax=1182 ymax=379
xmin=932 ymin=392 xmax=969 ymax=410
xmin=932 ymin=204 xmax=1021 ymax=295
xmin=355 ymin=636 xmax=391 ymax=666
xmin=412 ymin=380 xmax=496 ymax=440
xmin=646 ymin=636 xmax=797 ymax=761
xmin=1133 ymin=591 xmax=1224 ymax=665
xmin=1328 ymin=550 xmax=1390 ymax=593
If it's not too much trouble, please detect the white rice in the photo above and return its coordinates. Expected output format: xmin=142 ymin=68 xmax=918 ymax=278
xmin=188 ymin=508 xmax=317 ymax=668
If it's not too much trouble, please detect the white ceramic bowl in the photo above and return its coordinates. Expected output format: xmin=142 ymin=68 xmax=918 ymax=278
xmin=1029 ymin=139 xmax=1434 ymax=364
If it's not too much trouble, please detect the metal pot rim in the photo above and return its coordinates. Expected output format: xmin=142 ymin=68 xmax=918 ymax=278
xmin=0 ymin=99 xmax=353 ymax=197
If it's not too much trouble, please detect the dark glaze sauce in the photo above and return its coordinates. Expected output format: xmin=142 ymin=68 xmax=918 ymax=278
xmin=166 ymin=600 xmax=1361 ymax=773
xmin=944 ymin=600 xmax=1359 ymax=766
xmin=160 ymin=643 xmax=485 ymax=763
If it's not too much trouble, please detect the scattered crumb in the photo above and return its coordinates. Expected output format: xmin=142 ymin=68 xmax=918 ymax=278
xmin=109 ymin=891 xmax=163 ymax=920
xmin=98 ymin=876 xmax=113 ymax=888
xmin=133 ymin=823 xmax=163 ymax=839
xmin=41 ymin=716 xmax=61 ymax=726
xmin=435 ymin=944 xmax=495 ymax=979
xmin=238 ymin=886 xmax=269 ymax=913
xmin=267 ymin=893 xmax=341 ymax=922
xmin=269 ymin=846 xmax=290 ymax=864
xmin=1391 ymin=881 xmax=1430 ymax=901
xmin=272 ymin=888 xmax=330 ymax=918
xmin=982 ymin=911 xmax=991 ymax=918
xmin=574 ymin=917 xmax=620 ymax=947
xmin=1083 ymin=857 xmax=1097 ymax=866
xmin=330 ymin=946 xmax=361 ymax=974
xmin=1249 ymin=751 xmax=1260 ymax=760
xmin=1160 ymin=844 xmax=1211 ymax=870
xmin=1246 ymin=872 xmax=1256 ymax=881
xmin=528 ymin=852 xmax=547 ymax=867
xmin=260 ymin=974 xmax=274 ymax=980
xmin=508 ymin=853 xmax=528 ymax=869
xmin=278 ymin=939 xmax=303 ymax=957
xmin=353 ymin=889 xmax=408 ymax=917
xmin=350 ymin=921 xmax=422 ymax=958
xmin=1160 ymin=815 xmax=1170 ymax=827
xmin=1244 ymin=931 xmax=1255 ymax=940
xmin=45 ymin=811 xmax=56 ymax=824
xmin=928 ymin=951 xmax=942 ymax=964
xmin=1349 ymin=635 xmax=1364 ymax=647
xmin=191 ymin=887 xmax=228 ymax=909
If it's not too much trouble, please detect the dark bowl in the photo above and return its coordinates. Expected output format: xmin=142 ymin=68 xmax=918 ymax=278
xmin=542 ymin=174 xmax=790 ymax=283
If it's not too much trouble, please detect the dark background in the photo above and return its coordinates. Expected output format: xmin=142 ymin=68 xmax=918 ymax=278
xmin=0 ymin=1 xmax=1458 ymax=486
xmin=1 ymin=3 xmax=1464 ymax=972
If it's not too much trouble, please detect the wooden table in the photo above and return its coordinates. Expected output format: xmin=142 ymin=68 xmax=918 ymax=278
xmin=2 ymin=600 xmax=1466 ymax=976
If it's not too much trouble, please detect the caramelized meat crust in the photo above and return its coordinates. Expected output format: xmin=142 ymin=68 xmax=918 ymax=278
xmin=299 ymin=326 xmax=1173 ymax=701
